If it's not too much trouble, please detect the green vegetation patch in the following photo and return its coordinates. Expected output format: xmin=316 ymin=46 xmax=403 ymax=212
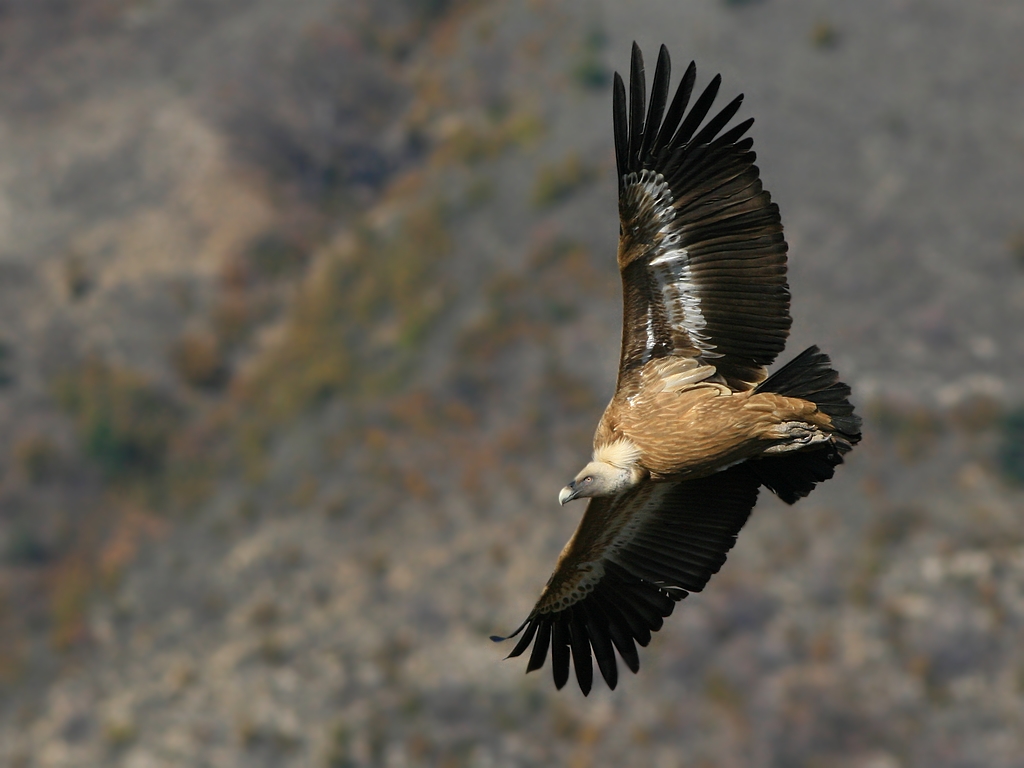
xmin=432 ymin=111 xmax=543 ymax=166
xmin=572 ymin=28 xmax=610 ymax=90
xmin=239 ymin=201 xmax=452 ymax=427
xmin=53 ymin=358 xmax=183 ymax=479
xmin=998 ymin=407 xmax=1024 ymax=486
xmin=0 ymin=337 xmax=14 ymax=387
xmin=532 ymin=152 xmax=599 ymax=208
xmin=244 ymin=231 xmax=310 ymax=281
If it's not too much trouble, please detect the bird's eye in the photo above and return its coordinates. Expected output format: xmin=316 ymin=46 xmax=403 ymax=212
xmin=583 ymin=476 xmax=593 ymax=484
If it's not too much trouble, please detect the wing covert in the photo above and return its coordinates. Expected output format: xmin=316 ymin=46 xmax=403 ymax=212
xmin=613 ymin=43 xmax=791 ymax=390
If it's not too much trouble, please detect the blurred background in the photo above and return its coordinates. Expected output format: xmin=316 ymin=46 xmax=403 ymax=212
xmin=0 ymin=0 xmax=1023 ymax=765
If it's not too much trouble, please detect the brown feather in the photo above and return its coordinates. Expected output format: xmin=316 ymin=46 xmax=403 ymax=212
xmin=503 ymin=466 xmax=763 ymax=693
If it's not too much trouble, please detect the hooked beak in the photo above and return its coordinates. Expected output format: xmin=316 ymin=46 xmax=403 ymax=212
xmin=558 ymin=482 xmax=579 ymax=505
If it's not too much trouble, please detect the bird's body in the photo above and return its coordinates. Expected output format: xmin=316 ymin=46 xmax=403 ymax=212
xmin=494 ymin=43 xmax=861 ymax=695
xmin=594 ymin=366 xmax=834 ymax=482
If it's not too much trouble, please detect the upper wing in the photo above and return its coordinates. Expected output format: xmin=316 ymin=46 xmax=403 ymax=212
xmin=494 ymin=464 xmax=762 ymax=694
xmin=613 ymin=43 xmax=791 ymax=391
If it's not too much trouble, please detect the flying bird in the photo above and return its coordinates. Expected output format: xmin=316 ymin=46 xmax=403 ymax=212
xmin=492 ymin=43 xmax=861 ymax=695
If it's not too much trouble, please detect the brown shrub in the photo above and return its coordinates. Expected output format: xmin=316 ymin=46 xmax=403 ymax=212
xmin=171 ymin=331 xmax=228 ymax=389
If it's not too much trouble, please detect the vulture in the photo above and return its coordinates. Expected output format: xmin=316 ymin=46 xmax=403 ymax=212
xmin=492 ymin=43 xmax=861 ymax=695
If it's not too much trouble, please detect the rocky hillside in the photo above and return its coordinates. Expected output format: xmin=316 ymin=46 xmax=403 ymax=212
xmin=1 ymin=0 xmax=1024 ymax=766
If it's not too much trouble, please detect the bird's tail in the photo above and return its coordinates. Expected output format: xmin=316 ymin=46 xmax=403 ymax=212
xmin=749 ymin=345 xmax=862 ymax=504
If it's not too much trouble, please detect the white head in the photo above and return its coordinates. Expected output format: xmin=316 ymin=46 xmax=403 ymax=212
xmin=558 ymin=461 xmax=639 ymax=504
xmin=557 ymin=438 xmax=644 ymax=504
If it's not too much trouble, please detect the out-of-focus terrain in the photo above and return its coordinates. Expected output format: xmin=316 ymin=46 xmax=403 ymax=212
xmin=1 ymin=1 xmax=1023 ymax=766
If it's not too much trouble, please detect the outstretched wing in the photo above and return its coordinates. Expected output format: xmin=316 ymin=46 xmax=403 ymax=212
xmin=493 ymin=465 xmax=762 ymax=695
xmin=614 ymin=43 xmax=790 ymax=391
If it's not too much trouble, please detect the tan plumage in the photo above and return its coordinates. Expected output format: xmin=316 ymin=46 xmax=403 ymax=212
xmin=493 ymin=44 xmax=861 ymax=694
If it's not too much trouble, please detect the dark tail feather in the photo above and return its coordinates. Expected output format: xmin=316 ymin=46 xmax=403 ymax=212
xmin=751 ymin=346 xmax=861 ymax=504
xmin=756 ymin=345 xmax=862 ymax=443
xmin=748 ymin=447 xmax=842 ymax=505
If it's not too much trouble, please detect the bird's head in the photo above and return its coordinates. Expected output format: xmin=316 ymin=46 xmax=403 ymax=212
xmin=558 ymin=460 xmax=640 ymax=505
